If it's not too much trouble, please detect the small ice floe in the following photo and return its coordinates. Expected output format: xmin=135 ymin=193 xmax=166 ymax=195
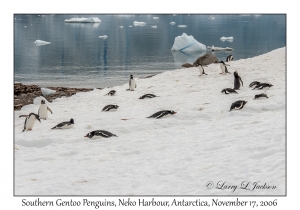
xmin=64 ymin=17 xmax=101 ymax=23
xmin=170 ymin=22 xmax=176 ymax=25
xmin=41 ymin=88 xmax=56 ymax=96
xmin=99 ymin=35 xmax=108 ymax=39
xmin=133 ymin=21 xmax=146 ymax=26
xmin=129 ymin=25 xmax=133 ymax=27
xmin=220 ymin=36 xmax=234 ymax=41
xmin=178 ymin=25 xmax=187 ymax=28
xmin=171 ymin=33 xmax=206 ymax=52
xmin=34 ymin=40 xmax=51 ymax=46
xmin=151 ymin=26 xmax=157 ymax=28
xmin=153 ymin=17 xmax=159 ymax=20
xmin=24 ymin=26 xmax=27 ymax=28
xmin=119 ymin=26 xmax=124 ymax=28
xmin=208 ymin=16 xmax=215 ymax=20
xmin=207 ymin=45 xmax=234 ymax=51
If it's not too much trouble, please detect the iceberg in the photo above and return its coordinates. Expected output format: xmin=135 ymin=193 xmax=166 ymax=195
xmin=34 ymin=40 xmax=51 ymax=46
xmin=220 ymin=36 xmax=234 ymax=42
xmin=207 ymin=45 xmax=234 ymax=51
xmin=99 ymin=35 xmax=108 ymax=39
xmin=33 ymin=96 xmax=50 ymax=106
xmin=64 ymin=17 xmax=101 ymax=23
xmin=178 ymin=25 xmax=187 ymax=28
xmin=171 ymin=33 xmax=206 ymax=53
xmin=133 ymin=21 xmax=146 ymax=26
xmin=41 ymin=88 xmax=56 ymax=96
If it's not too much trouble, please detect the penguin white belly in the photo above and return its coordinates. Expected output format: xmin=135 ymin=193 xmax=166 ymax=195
xmin=90 ymin=135 xmax=102 ymax=140
xmin=38 ymin=104 xmax=48 ymax=119
xmin=197 ymin=66 xmax=204 ymax=75
xmin=129 ymin=79 xmax=136 ymax=90
xmin=26 ymin=116 xmax=36 ymax=130
xmin=220 ymin=64 xmax=225 ymax=74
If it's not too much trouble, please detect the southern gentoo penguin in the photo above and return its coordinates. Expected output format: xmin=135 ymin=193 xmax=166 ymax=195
xmin=221 ymin=88 xmax=238 ymax=94
xmin=104 ymin=90 xmax=116 ymax=96
xmin=233 ymin=71 xmax=243 ymax=90
xmin=102 ymin=105 xmax=119 ymax=112
xmin=19 ymin=113 xmax=41 ymax=132
xmin=249 ymin=81 xmax=261 ymax=88
xmin=196 ymin=64 xmax=208 ymax=76
xmin=38 ymin=100 xmax=53 ymax=120
xmin=129 ymin=75 xmax=137 ymax=91
xmin=84 ymin=130 xmax=118 ymax=139
xmin=252 ymin=83 xmax=273 ymax=90
xmin=229 ymin=100 xmax=247 ymax=111
xmin=52 ymin=118 xmax=74 ymax=129
xmin=219 ymin=61 xmax=231 ymax=75
xmin=139 ymin=94 xmax=159 ymax=99
xmin=147 ymin=110 xmax=177 ymax=119
xmin=226 ymin=55 xmax=233 ymax=62
xmin=254 ymin=93 xmax=268 ymax=100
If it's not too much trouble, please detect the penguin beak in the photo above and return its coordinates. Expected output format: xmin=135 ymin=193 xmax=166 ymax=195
xmin=38 ymin=119 xmax=41 ymax=123
xmin=84 ymin=134 xmax=88 ymax=138
xmin=173 ymin=112 xmax=177 ymax=114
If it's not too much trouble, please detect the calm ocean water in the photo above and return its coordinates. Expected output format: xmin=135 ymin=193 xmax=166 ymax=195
xmin=14 ymin=14 xmax=286 ymax=88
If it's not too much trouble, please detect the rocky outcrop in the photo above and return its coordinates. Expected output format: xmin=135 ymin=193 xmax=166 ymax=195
xmin=14 ymin=83 xmax=101 ymax=110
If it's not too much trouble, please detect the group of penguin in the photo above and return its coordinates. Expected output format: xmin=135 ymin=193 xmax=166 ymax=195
xmin=18 ymin=54 xmax=273 ymax=139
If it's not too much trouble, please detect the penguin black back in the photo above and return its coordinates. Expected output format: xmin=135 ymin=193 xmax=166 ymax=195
xmin=233 ymin=71 xmax=243 ymax=90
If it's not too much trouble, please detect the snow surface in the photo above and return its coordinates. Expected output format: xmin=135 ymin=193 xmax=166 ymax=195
xmin=133 ymin=21 xmax=146 ymax=26
xmin=171 ymin=33 xmax=206 ymax=53
xmin=64 ymin=17 xmax=101 ymax=23
xmin=34 ymin=40 xmax=51 ymax=46
xmin=14 ymin=48 xmax=285 ymax=195
xmin=41 ymin=87 xmax=56 ymax=96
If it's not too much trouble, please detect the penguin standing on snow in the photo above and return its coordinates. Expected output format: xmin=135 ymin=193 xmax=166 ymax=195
xmin=147 ymin=110 xmax=177 ymax=119
xmin=229 ymin=100 xmax=247 ymax=111
xmin=38 ymin=100 xmax=53 ymax=120
xmin=19 ymin=113 xmax=41 ymax=132
xmin=233 ymin=71 xmax=243 ymax=90
xmin=196 ymin=64 xmax=208 ymax=76
xmin=226 ymin=55 xmax=233 ymax=62
xmin=129 ymin=75 xmax=137 ymax=91
xmin=84 ymin=130 xmax=118 ymax=139
xmin=102 ymin=105 xmax=119 ymax=112
xmin=52 ymin=118 xmax=74 ymax=129
xmin=219 ymin=61 xmax=231 ymax=75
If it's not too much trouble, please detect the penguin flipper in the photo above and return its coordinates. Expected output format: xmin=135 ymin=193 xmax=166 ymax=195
xmin=19 ymin=115 xmax=28 ymax=118
xmin=239 ymin=76 xmax=243 ymax=86
xmin=47 ymin=107 xmax=53 ymax=114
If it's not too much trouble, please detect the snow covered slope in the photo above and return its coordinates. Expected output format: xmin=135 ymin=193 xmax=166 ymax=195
xmin=14 ymin=48 xmax=285 ymax=195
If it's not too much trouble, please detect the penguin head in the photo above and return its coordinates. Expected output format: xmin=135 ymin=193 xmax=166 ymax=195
xmin=114 ymin=105 xmax=119 ymax=109
xmin=30 ymin=113 xmax=41 ymax=123
xmin=234 ymin=71 xmax=238 ymax=76
xmin=221 ymin=89 xmax=226 ymax=93
xmin=41 ymin=100 xmax=45 ymax=104
xmin=130 ymin=75 xmax=133 ymax=79
xmin=169 ymin=110 xmax=177 ymax=115
xmin=84 ymin=132 xmax=93 ymax=139
xmin=70 ymin=118 xmax=74 ymax=124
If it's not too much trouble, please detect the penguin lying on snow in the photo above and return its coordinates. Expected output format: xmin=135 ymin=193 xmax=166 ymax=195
xmin=52 ymin=118 xmax=74 ymax=129
xmin=104 ymin=90 xmax=116 ymax=96
xmin=84 ymin=130 xmax=118 ymax=139
xmin=226 ymin=55 xmax=233 ymax=62
xmin=219 ymin=61 xmax=231 ymax=75
xmin=233 ymin=71 xmax=243 ymax=90
xmin=147 ymin=110 xmax=177 ymax=119
xmin=230 ymin=100 xmax=247 ymax=111
xmin=102 ymin=105 xmax=119 ymax=112
xmin=249 ymin=81 xmax=261 ymax=88
xmin=221 ymin=88 xmax=238 ymax=94
xmin=139 ymin=94 xmax=159 ymax=99
xmin=254 ymin=93 xmax=268 ymax=100
xmin=252 ymin=83 xmax=273 ymax=90
xmin=38 ymin=100 xmax=53 ymax=120
xmin=19 ymin=113 xmax=41 ymax=132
